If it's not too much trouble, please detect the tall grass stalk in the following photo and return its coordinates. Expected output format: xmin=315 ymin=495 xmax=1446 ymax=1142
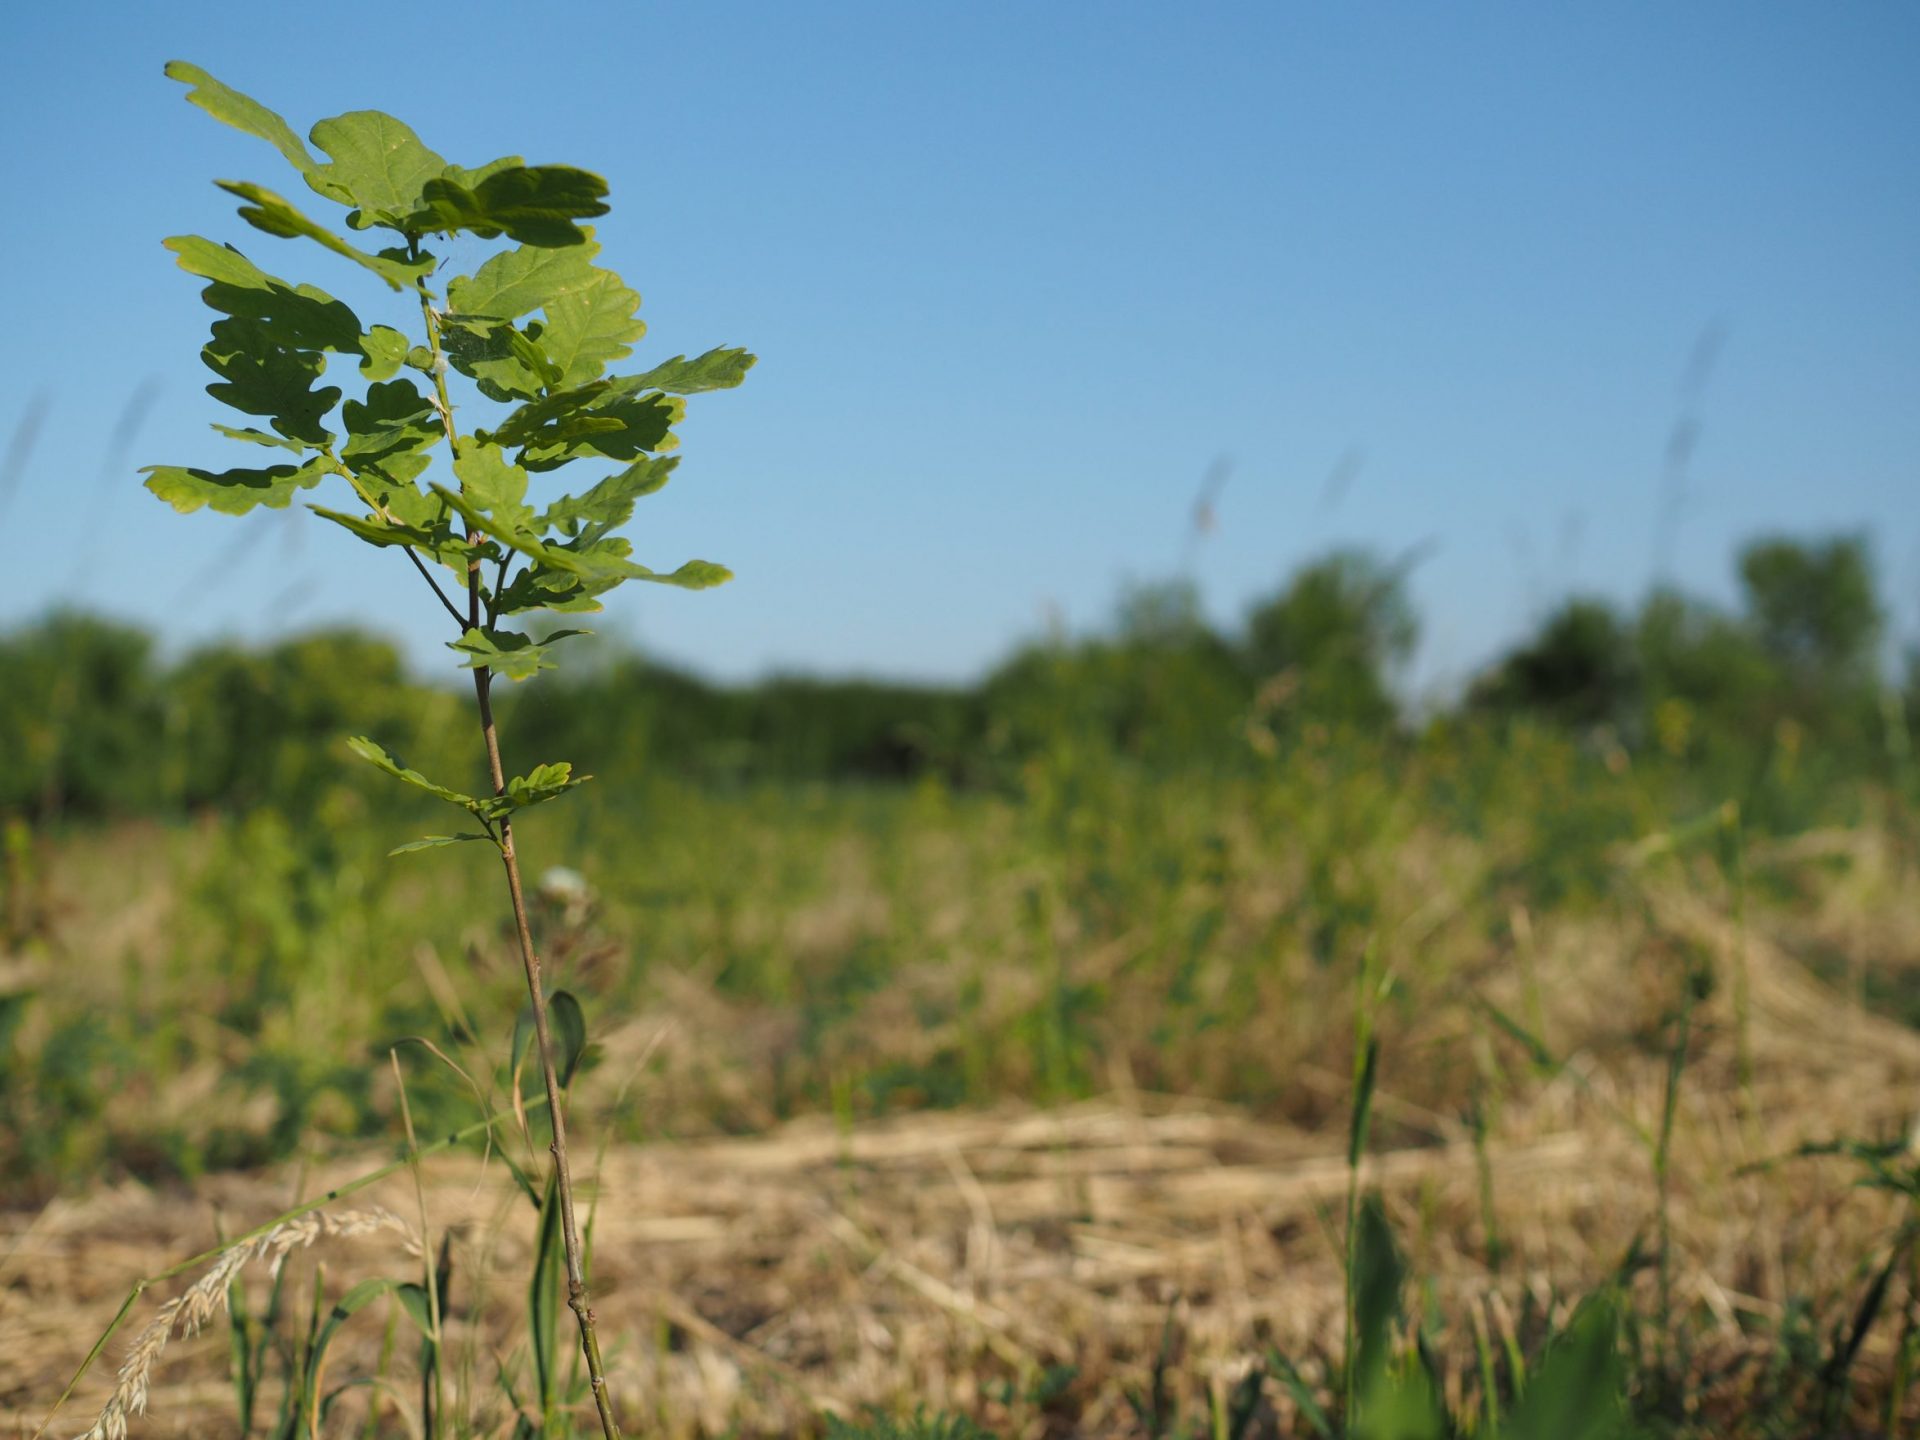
xmin=1342 ymin=937 xmax=1383 ymax=1423
xmin=1718 ymin=804 xmax=1755 ymax=1126
xmin=390 ymin=1051 xmax=447 ymax=1440
xmin=1653 ymin=934 xmax=1707 ymax=1392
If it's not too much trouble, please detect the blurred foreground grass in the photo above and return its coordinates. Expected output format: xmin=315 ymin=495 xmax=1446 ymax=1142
xmin=5 ymin=716 xmax=1913 ymax=1203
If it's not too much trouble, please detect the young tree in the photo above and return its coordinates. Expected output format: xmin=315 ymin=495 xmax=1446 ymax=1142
xmin=145 ymin=63 xmax=755 ymax=1436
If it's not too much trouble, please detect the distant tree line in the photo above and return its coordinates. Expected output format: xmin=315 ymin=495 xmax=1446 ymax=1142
xmin=1 ymin=532 xmax=1912 ymax=821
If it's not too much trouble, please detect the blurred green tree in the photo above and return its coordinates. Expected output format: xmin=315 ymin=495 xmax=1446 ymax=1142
xmin=1242 ymin=550 xmax=1416 ymax=731
xmin=1737 ymin=534 xmax=1881 ymax=689
xmin=1471 ymin=598 xmax=1638 ymax=729
xmin=0 ymin=614 xmax=163 ymax=817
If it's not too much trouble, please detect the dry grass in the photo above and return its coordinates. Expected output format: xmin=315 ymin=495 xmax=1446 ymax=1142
xmin=6 ymin=873 xmax=1918 ymax=1438
xmin=6 ymin=797 xmax=1919 ymax=1436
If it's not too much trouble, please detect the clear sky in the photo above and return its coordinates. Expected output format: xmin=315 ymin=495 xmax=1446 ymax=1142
xmin=2 ymin=2 xmax=1915 ymax=692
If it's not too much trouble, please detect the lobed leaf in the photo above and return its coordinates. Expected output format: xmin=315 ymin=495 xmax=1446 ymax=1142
xmin=536 ymin=251 xmax=645 ymax=389
xmin=346 ymin=735 xmax=479 ymax=811
xmin=440 ymin=316 xmax=555 ymax=402
xmin=447 ymin=240 xmax=598 ymax=323
xmin=541 ymin=455 xmax=677 ymax=537
xmin=389 ymin=833 xmax=495 ymax=855
xmin=449 ymin=626 xmax=587 ymax=682
xmin=311 ymin=490 xmax=472 ymax=576
xmin=165 ymin=61 xmax=318 ymax=180
xmin=358 ymin=324 xmax=410 ymax=380
xmin=493 ymin=561 xmax=609 ymax=617
xmin=309 ymin=110 xmax=448 ymax=232
xmin=166 ymin=236 xmax=363 ymax=354
xmin=451 ymin=443 xmax=535 ymax=532
xmin=432 ymin=482 xmax=731 ymax=594
xmin=437 ymin=154 xmax=525 ymax=191
xmin=375 ymin=477 xmax=471 ymax=564
xmin=517 ymin=391 xmax=682 ymax=471
xmin=419 ymin=165 xmax=609 ymax=248
xmin=621 ymin=346 xmax=757 ymax=395
xmin=200 ymin=315 xmax=340 ymax=445
xmin=209 ymin=423 xmax=306 ymax=452
xmin=216 ymin=181 xmax=433 ymax=290
xmin=491 ymin=760 xmax=590 ymax=817
xmin=310 ymin=505 xmax=443 ymax=552
xmin=341 ymin=378 xmax=441 ymax=470
xmin=142 ymin=455 xmax=332 ymax=515
xmin=482 ymin=382 xmax=617 ymax=450
xmin=643 ymin=558 xmax=733 ymax=590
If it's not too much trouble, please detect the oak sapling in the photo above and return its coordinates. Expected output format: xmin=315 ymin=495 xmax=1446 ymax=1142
xmin=146 ymin=60 xmax=755 ymax=1438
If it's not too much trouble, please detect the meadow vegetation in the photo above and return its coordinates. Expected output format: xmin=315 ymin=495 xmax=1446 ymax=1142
xmin=4 ymin=530 xmax=1919 ymax=1436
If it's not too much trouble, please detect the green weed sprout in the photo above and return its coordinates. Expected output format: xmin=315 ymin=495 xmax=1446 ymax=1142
xmin=142 ymin=61 xmax=754 ymax=1438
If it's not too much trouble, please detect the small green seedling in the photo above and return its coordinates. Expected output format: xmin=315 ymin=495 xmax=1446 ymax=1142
xmin=146 ymin=61 xmax=754 ymax=1439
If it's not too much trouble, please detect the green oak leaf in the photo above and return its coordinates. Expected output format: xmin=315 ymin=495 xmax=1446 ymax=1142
xmin=649 ymin=558 xmax=732 ymax=590
xmin=311 ymin=484 xmax=470 ymax=572
xmin=341 ymin=378 xmax=441 ymax=469
xmin=209 ymin=423 xmax=307 ymax=451
xmin=419 ymin=165 xmax=609 ymax=247
xmin=518 ymin=391 xmax=682 ymax=471
xmin=446 ymin=240 xmax=598 ymax=322
xmin=475 ymin=760 xmax=591 ymax=819
xmin=165 ymin=61 xmax=319 ymax=181
xmin=595 ymin=558 xmax=728 ymax=591
xmin=346 ymin=736 xmax=478 ymax=810
xmin=493 ymin=564 xmax=594 ymax=616
xmin=542 ymin=456 xmax=677 ymax=536
xmin=215 ymin=181 xmax=433 ymax=290
xmin=506 ymin=328 xmax=565 ymax=391
xmin=389 ymin=833 xmax=496 ymax=855
xmin=449 ymin=626 xmax=588 ymax=682
xmin=200 ymin=316 xmax=340 ymax=445
xmin=504 ymin=760 xmax=585 ymax=806
xmin=481 ymin=381 xmax=620 ymax=450
xmin=309 ymin=110 xmax=448 ymax=232
xmin=620 ymin=347 xmax=757 ymax=395
xmin=537 ymin=251 xmax=644 ymax=388
xmin=451 ymin=442 xmax=536 ymax=532
xmin=309 ymin=505 xmax=441 ymax=551
xmin=435 ymin=483 xmax=731 ymax=593
xmin=166 ymin=236 xmax=363 ymax=354
xmin=440 ymin=316 xmax=557 ymax=402
xmin=142 ymin=455 xmax=332 ymax=515
xmin=359 ymin=325 xmax=410 ymax=380
xmin=377 ymin=467 xmax=459 ymax=531
xmin=437 ymin=155 xmax=525 ymax=191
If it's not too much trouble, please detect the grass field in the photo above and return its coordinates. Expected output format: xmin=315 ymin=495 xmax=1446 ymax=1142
xmin=4 ymin=722 xmax=1920 ymax=1436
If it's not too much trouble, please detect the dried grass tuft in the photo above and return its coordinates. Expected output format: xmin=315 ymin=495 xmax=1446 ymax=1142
xmin=77 ymin=1208 xmax=414 ymax=1440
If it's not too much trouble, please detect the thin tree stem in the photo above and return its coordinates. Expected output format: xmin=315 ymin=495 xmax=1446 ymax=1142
xmin=411 ymin=250 xmax=623 ymax=1440
xmin=472 ymin=666 xmax=621 ymax=1439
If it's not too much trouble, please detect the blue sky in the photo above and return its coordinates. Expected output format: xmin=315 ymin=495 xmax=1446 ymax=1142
xmin=2 ymin=2 xmax=1915 ymax=692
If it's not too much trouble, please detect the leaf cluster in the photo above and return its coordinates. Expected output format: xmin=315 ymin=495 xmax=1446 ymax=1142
xmin=345 ymin=737 xmax=585 ymax=853
xmin=146 ymin=62 xmax=753 ymax=685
